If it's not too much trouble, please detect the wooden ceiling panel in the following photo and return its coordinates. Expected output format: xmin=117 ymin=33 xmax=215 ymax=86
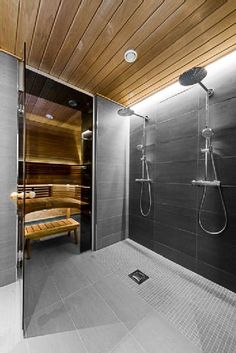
xmin=61 ymin=0 xmax=143 ymax=84
xmin=0 ymin=0 xmax=19 ymax=53
xmin=91 ymin=0 xmax=208 ymax=97
xmin=39 ymin=0 xmax=82 ymax=72
xmin=78 ymin=0 xmax=186 ymax=91
xmin=110 ymin=0 xmax=234 ymax=102
xmin=15 ymin=0 xmax=40 ymax=57
xmin=72 ymin=0 xmax=166 ymax=89
xmin=59 ymin=0 xmax=123 ymax=81
xmin=26 ymin=94 xmax=82 ymax=130
xmin=1 ymin=0 xmax=236 ymax=105
xmin=49 ymin=0 xmax=103 ymax=76
xmin=28 ymin=0 xmax=61 ymax=66
xmin=119 ymin=6 xmax=236 ymax=104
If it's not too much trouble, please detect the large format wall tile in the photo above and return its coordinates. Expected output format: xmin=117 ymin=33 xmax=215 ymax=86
xmin=155 ymin=204 xmax=197 ymax=234
xmin=0 ymin=52 xmax=18 ymax=286
xmin=154 ymin=183 xmax=197 ymax=209
xmin=153 ymin=222 xmax=196 ymax=258
xmin=95 ymin=96 xmax=129 ymax=249
xmin=156 ymin=110 xmax=198 ymax=143
xmin=129 ymin=59 xmax=236 ymax=292
xmin=155 ymin=160 xmax=197 ymax=184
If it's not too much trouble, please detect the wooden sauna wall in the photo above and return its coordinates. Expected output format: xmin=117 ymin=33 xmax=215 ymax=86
xmin=26 ymin=120 xmax=81 ymax=165
xmin=23 ymin=162 xmax=82 ymax=185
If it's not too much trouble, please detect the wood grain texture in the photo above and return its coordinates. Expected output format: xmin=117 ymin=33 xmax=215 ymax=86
xmin=1 ymin=0 xmax=236 ymax=104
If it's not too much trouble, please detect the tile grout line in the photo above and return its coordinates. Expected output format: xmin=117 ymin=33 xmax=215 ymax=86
xmin=48 ymin=266 xmax=90 ymax=353
xmin=92 ymin=277 xmax=151 ymax=353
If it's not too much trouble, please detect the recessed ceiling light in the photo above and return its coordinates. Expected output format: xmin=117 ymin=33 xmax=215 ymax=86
xmin=68 ymin=99 xmax=78 ymax=107
xmin=45 ymin=113 xmax=54 ymax=120
xmin=124 ymin=49 xmax=137 ymax=63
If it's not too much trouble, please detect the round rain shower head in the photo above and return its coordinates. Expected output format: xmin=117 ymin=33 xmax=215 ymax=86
xmin=117 ymin=107 xmax=135 ymax=117
xmin=202 ymin=127 xmax=214 ymax=139
xmin=179 ymin=67 xmax=207 ymax=86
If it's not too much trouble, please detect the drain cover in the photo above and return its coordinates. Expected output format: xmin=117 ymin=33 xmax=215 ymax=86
xmin=128 ymin=269 xmax=149 ymax=285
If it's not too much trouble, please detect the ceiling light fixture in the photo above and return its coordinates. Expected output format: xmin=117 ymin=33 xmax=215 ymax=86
xmin=45 ymin=113 xmax=54 ymax=120
xmin=124 ymin=49 xmax=137 ymax=63
xmin=68 ymin=99 xmax=78 ymax=107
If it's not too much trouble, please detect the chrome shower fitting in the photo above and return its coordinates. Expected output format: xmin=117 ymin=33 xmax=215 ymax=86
xmin=136 ymin=144 xmax=144 ymax=151
xmin=179 ymin=67 xmax=214 ymax=97
xmin=117 ymin=107 xmax=152 ymax=217
xmin=179 ymin=66 xmax=227 ymax=235
xmin=117 ymin=107 xmax=149 ymax=120
xmin=202 ymin=127 xmax=214 ymax=139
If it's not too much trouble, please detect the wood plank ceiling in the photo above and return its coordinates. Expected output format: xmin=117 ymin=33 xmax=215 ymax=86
xmin=0 ymin=0 xmax=236 ymax=106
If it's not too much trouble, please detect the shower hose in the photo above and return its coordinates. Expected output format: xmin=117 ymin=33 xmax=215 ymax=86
xmin=198 ymin=146 xmax=227 ymax=235
xmin=140 ymin=158 xmax=152 ymax=217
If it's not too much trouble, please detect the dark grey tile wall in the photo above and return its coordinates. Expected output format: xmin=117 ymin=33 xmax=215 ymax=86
xmin=0 ymin=52 xmax=18 ymax=286
xmin=129 ymin=59 xmax=236 ymax=292
xmin=95 ymin=96 xmax=129 ymax=250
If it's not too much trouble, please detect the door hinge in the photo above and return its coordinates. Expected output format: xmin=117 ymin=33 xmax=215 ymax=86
xmin=17 ymin=250 xmax=24 ymax=263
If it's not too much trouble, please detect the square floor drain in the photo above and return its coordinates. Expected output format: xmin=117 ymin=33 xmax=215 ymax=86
xmin=128 ymin=269 xmax=149 ymax=285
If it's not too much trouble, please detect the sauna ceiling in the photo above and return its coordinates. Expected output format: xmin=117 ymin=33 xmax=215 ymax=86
xmin=0 ymin=0 xmax=236 ymax=106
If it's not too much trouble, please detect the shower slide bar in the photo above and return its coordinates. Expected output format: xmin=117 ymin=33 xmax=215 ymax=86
xmin=191 ymin=179 xmax=220 ymax=187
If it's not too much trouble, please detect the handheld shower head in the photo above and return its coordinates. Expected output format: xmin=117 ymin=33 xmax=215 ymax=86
xmin=179 ymin=67 xmax=214 ymax=96
xmin=136 ymin=144 xmax=144 ymax=151
xmin=202 ymin=127 xmax=214 ymax=139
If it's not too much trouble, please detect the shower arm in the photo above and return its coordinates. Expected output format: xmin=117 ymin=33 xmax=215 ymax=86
xmin=133 ymin=112 xmax=149 ymax=121
xmin=199 ymin=82 xmax=214 ymax=97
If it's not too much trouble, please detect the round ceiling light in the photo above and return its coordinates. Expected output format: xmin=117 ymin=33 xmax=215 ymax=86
xmin=68 ymin=99 xmax=78 ymax=107
xmin=124 ymin=49 xmax=137 ymax=63
xmin=45 ymin=113 xmax=54 ymax=120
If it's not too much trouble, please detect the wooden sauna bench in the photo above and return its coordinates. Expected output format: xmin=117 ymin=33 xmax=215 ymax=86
xmin=18 ymin=197 xmax=89 ymax=259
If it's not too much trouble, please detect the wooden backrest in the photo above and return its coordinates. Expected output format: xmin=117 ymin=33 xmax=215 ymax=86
xmin=66 ymin=208 xmax=71 ymax=219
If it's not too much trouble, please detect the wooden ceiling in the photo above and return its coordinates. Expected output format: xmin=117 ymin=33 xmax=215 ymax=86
xmin=1 ymin=0 xmax=236 ymax=106
xmin=26 ymin=95 xmax=82 ymax=132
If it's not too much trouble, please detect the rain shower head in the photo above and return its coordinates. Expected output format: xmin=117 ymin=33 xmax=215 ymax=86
xmin=117 ymin=107 xmax=149 ymax=120
xmin=117 ymin=107 xmax=135 ymax=116
xmin=179 ymin=67 xmax=207 ymax=86
xmin=179 ymin=67 xmax=214 ymax=97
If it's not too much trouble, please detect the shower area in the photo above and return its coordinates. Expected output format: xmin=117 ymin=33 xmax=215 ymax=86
xmin=125 ymin=58 xmax=236 ymax=352
xmin=129 ymin=60 xmax=236 ymax=293
xmin=92 ymin=56 xmax=236 ymax=352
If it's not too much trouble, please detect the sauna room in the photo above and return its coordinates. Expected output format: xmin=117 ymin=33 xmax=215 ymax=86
xmin=21 ymin=69 xmax=93 ymax=262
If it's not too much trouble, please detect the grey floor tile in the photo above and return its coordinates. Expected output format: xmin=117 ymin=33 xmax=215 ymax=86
xmin=27 ymin=331 xmax=86 ymax=353
xmin=40 ymin=237 xmax=80 ymax=268
xmin=94 ymin=274 xmax=152 ymax=330
xmin=64 ymin=285 xmax=128 ymax=353
xmin=48 ymin=258 xmax=90 ymax=298
xmin=131 ymin=310 xmax=202 ymax=353
xmin=110 ymin=334 xmax=146 ymax=353
xmin=25 ymin=301 xmax=75 ymax=338
xmin=20 ymin=238 xmax=236 ymax=353
xmin=70 ymin=252 xmax=112 ymax=284
xmin=24 ymin=262 xmax=49 ymax=289
xmin=8 ymin=340 xmax=29 ymax=353
xmin=24 ymin=275 xmax=61 ymax=318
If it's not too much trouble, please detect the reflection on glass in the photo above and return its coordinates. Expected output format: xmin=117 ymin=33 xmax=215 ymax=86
xmin=22 ymin=70 xmax=92 ymax=337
